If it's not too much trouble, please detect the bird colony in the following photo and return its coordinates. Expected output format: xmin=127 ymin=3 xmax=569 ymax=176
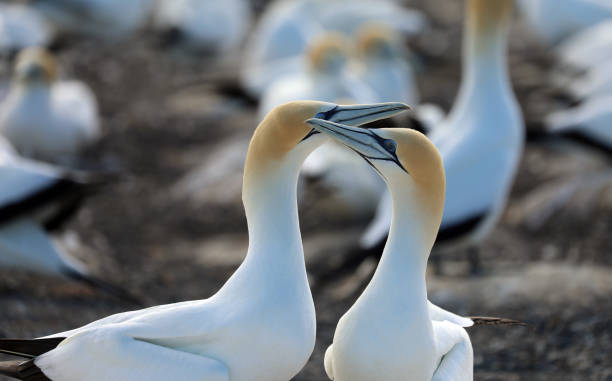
xmin=0 ymin=0 xmax=609 ymax=380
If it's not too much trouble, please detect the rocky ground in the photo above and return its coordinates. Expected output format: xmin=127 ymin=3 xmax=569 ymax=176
xmin=1 ymin=0 xmax=611 ymax=380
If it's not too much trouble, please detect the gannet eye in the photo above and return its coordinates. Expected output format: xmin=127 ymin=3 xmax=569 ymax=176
xmin=383 ymin=139 xmax=397 ymax=153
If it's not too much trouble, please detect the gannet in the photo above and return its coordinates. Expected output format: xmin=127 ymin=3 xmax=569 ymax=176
xmin=241 ymin=0 xmax=426 ymax=97
xmin=545 ymin=94 xmax=612 ymax=153
xmin=0 ymin=100 xmax=409 ymax=381
xmin=32 ymin=0 xmax=154 ymax=40
xmin=348 ymin=23 xmax=419 ymax=105
xmin=0 ymin=135 xmax=131 ymax=300
xmin=360 ymin=0 xmax=524 ymax=275
xmin=0 ymin=3 xmax=54 ymax=56
xmin=0 ymin=47 xmax=100 ymax=164
xmin=556 ymin=20 xmax=612 ymax=71
xmin=152 ymin=0 xmax=252 ymax=53
xmin=305 ymin=118 xmax=474 ymax=381
xmin=517 ymin=0 xmax=612 ymax=45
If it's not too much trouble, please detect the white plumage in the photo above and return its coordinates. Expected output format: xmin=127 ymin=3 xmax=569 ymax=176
xmin=0 ymin=48 xmax=100 ymax=164
xmin=0 ymin=3 xmax=54 ymax=55
xmin=152 ymin=0 xmax=252 ymax=52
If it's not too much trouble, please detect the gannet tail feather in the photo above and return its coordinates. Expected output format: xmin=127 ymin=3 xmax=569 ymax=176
xmin=61 ymin=266 xmax=141 ymax=305
xmin=0 ymin=359 xmax=50 ymax=381
xmin=0 ymin=338 xmax=65 ymax=358
xmin=468 ymin=316 xmax=527 ymax=327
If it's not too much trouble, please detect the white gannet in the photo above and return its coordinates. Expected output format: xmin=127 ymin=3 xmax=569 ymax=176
xmin=0 ymin=47 xmax=100 ymax=164
xmin=0 ymin=135 xmax=131 ymax=300
xmin=545 ymin=94 xmax=612 ymax=153
xmin=0 ymin=100 xmax=409 ymax=381
xmin=152 ymin=0 xmax=252 ymax=53
xmin=360 ymin=0 xmax=524 ymax=275
xmin=240 ymin=0 xmax=426 ymax=97
xmin=556 ymin=19 xmax=612 ymax=71
xmin=32 ymin=0 xmax=154 ymax=40
xmin=0 ymin=3 xmax=54 ymax=56
xmin=348 ymin=23 xmax=419 ymax=105
xmin=517 ymin=0 xmax=612 ymax=45
xmin=305 ymin=118 xmax=474 ymax=381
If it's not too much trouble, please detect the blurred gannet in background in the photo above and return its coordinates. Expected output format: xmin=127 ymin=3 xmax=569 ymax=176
xmin=152 ymin=0 xmax=252 ymax=53
xmin=241 ymin=0 xmax=426 ymax=97
xmin=355 ymin=0 xmax=523 ymax=275
xmin=517 ymin=0 xmax=612 ymax=45
xmin=545 ymin=95 xmax=612 ymax=153
xmin=32 ymin=0 xmax=155 ymax=40
xmin=348 ymin=24 xmax=419 ymax=105
xmin=0 ymin=47 xmax=100 ymax=164
xmin=0 ymin=3 xmax=54 ymax=56
xmin=0 ymin=135 xmax=130 ymax=300
xmin=306 ymin=120 xmax=476 ymax=381
xmin=0 ymin=100 xmax=409 ymax=381
xmin=555 ymin=20 xmax=612 ymax=71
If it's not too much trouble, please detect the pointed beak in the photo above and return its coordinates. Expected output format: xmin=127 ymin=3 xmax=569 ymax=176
xmin=302 ymin=102 xmax=410 ymax=141
xmin=319 ymin=102 xmax=410 ymax=126
xmin=305 ymin=118 xmax=406 ymax=171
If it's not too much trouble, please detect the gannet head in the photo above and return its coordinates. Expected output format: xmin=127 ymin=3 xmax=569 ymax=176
xmin=244 ymin=101 xmax=409 ymax=182
xmin=14 ymin=47 xmax=57 ymax=85
xmin=356 ymin=23 xmax=402 ymax=61
xmin=307 ymin=33 xmax=350 ymax=74
xmin=306 ymin=118 xmax=445 ymax=243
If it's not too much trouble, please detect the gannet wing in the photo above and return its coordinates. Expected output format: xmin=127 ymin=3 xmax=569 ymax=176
xmin=323 ymin=344 xmax=334 ymax=380
xmin=31 ymin=329 xmax=229 ymax=381
xmin=428 ymin=302 xmax=473 ymax=327
xmin=432 ymin=320 xmax=473 ymax=381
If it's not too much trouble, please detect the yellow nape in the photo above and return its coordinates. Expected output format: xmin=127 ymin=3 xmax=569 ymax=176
xmin=356 ymin=23 xmax=397 ymax=56
xmin=306 ymin=32 xmax=350 ymax=72
xmin=15 ymin=47 xmax=58 ymax=82
xmin=383 ymin=128 xmax=446 ymax=222
xmin=243 ymin=101 xmax=325 ymax=184
xmin=468 ymin=0 xmax=514 ymax=33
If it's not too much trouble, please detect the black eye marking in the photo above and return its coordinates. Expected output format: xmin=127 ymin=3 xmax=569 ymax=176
xmin=314 ymin=106 xmax=339 ymax=121
xmin=383 ymin=139 xmax=397 ymax=153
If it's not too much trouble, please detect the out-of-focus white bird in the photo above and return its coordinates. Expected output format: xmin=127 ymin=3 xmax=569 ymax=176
xmin=0 ymin=3 xmax=54 ymax=55
xmin=306 ymin=120 xmax=477 ymax=381
xmin=556 ymin=20 xmax=612 ymax=71
xmin=347 ymin=23 xmax=419 ymax=105
xmin=517 ymin=0 xmax=612 ymax=45
xmin=32 ymin=0 xmax=155 ymax=40
xmin=259 ymin=33 xmax=375 ymax=119
xmin=545 ymin=95 xmax=612 ymax=153
xmin=241 ymin=0 xmax=426 ymax=97
xmin=358 ymin=0 xmax=523 ymax=275
xmin=0 ymin=135 xmax=131 ymax=300
xmin=0 ymin=101 xmax=409 ymax=381
xmin=152 ymin=0 xmax=252 ymax=52
xmin=0 ymin=48 xmax=100 ymax=164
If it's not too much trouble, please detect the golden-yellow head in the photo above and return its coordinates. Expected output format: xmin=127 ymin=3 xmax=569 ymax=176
xmin=14 ymin=47 xmax=58 ymax=84
xmin=305 ymin=119 xmax=445 ymax=235
xmin=306 ymin=32 xmax=350 ymax=73
xmin=356 ymin=23 xmax=400 ymax=59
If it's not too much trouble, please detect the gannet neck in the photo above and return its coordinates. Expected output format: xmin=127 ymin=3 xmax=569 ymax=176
xmin=457 ymin=0 xmax=513 ymax=105
xmin=12 ymin=82 xmax=51 ymax=106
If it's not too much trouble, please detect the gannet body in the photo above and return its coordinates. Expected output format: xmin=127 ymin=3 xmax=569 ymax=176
xmin=0 ymin=135 xmax=130 ymax=298
xmin=0 ymin=48 xmax=100 ymax=164
xmin=241 ymin=0 xmax=425 ymax=97
xmin=517 ymin=0 xmax=612 ymax=45
xmin=306 ymin=118 xmax=474 ymax=381
xmin=545 ymin=95 xmax=612 ymax=153
xmin=153 ymin=0 xmax=252 ymax=52
xmin=362 ymin=0 xmax=524 ymax=254
xmin=33 ymin=0 xmax=154 ymax=40
xmin=556 ymin=20 xmax=612 ymax=71
xmin=0 ymin=4 xmax=53 ymax=55
xmin=0 ymin=101 xmax=409 ymax=381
